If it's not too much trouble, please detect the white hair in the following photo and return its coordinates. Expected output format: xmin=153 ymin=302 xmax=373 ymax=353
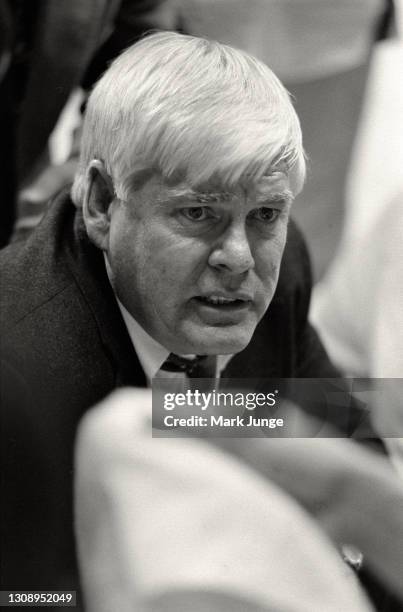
xmin=71 ymin=31 xmax=305 ymax=206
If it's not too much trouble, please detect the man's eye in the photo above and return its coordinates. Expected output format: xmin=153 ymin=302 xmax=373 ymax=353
xmin=180 ymin=207 xmax=212 ymax=221
xmin=252 ymin=207 xmax=280 ymax=223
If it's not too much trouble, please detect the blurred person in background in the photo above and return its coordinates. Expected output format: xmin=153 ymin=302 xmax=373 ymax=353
xmin=0 ymin=0 xmax=175 ymax=247
xmin=307 ymin=0 xmax=403 ymax=506
xmin=310 ymin=186 xmax=403 ymax=610
xmin=311 ymin=190 xmax=403 ymax=474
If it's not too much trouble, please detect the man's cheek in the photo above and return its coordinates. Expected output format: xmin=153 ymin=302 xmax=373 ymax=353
xmin=273 ymin=226 xmax=288 ymax=251
xmin=257 ymin=242 xmax=283 ymax=278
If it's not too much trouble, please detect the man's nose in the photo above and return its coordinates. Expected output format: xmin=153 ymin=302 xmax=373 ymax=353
xmin=208 ymin=223 xmax=255 ymax=275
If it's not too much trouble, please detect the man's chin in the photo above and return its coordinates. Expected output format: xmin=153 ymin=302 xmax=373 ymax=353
xmin=181 ymin=325 xmax=254 ymax=356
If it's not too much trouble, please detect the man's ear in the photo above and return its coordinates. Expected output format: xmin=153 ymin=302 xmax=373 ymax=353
xmin=83 ymin=160 xmax=115 ymax=251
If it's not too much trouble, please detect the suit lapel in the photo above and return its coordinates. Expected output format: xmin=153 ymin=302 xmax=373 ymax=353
xmin=65 ymin=205 xmax=147 ymax=388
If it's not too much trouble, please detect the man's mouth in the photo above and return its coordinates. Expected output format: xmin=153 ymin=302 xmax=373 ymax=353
xmin=195 ymin=295 xmax=250 ymax=307
xmin=190 ymin=293 xmax=255 ymax=327
xmin=192 ymin=293 xmax=254 ymax=323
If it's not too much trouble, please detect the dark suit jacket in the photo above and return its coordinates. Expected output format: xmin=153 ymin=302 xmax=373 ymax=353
xmin=0 ymin=189 xmax=360 ymax=593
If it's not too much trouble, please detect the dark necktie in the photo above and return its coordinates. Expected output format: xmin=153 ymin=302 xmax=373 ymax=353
xmin=156 ymin=355 xmax=218 ymax=428
xmin=160 ymin=353 xmax=217 ymax=379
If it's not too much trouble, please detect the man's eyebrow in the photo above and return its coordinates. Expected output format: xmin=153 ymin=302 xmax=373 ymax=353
xmin=159 ymin=186 xmax=294 ymax=205
xmin=255 ymin=189 xmax=294 ymax=205
xmin=164 ymin=187 xmax=232 ymax=203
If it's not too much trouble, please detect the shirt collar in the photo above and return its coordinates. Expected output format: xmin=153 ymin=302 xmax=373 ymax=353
xmin=116 ymin=298 xmax=170 ymax=381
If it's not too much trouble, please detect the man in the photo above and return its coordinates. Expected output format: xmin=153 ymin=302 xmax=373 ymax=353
xmin=0 ymin=32 xmax=362 ymax=594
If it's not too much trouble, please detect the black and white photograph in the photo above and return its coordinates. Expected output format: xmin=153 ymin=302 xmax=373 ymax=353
xmin=1 ymin=1 xmax=403 ymax=610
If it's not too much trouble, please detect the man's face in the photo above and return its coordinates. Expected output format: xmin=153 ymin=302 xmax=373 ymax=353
xmin=107 ymin=172 xmax=293 ymax=355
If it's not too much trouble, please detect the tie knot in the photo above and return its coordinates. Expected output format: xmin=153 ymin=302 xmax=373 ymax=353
xmin=161 ymin=353 xmax=216 ymax=378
